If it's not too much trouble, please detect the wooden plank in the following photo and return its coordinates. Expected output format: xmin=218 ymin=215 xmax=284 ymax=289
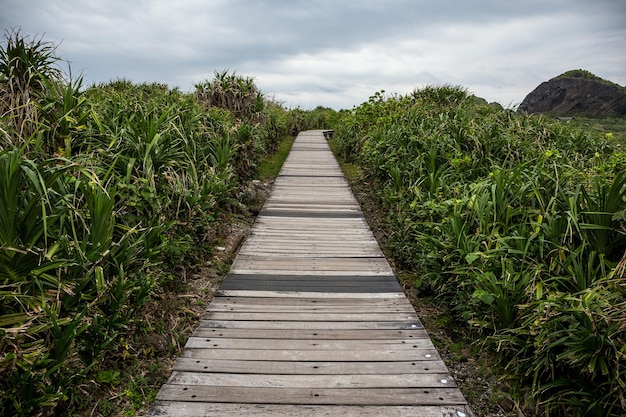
xmin=184 ymin=337 xmax=435 ymax=350
xmin=219 ymin=281 xmax=402 ymax=293
xmin=258 ymin=209 xmax=362 ymax=216
xmin=220 ymin=276 xmax=398 ymax=286
xmin=253 ymin=215 xmax=367 ymax=222
xmin=227 ymin=269 xmax=394 ymax=277
xmin=155 ymin=385 xmax=467 ymax=406
xmin=173 ymin=358 xmax=448 ymax=375
xmin=221 ymin=274 xmax=395 ymax=283
xmin=199 ymin=319 xmax=424 ymax=331
xmin=239 ymin=240 xmax=382 ymax=247
xmin=221 ymin=271 xmax=408 ymax=290
xmin=206 ymin=303 xmax=416 ymax=313
xmin=166 ymin=371 xmax=457 ymax=388
xmin=245 ymin=233 xmax=376 ymax=241
xmin=230 ymin=256 xmax=395 ymax=275
xmin=267 ymin=190 xmax=353 ymax=195
xmin=181 ymin=348 xmax=441 ymax=361
xmin=247 ymin=230 xmax=375 ymax=238
xmin=259 ymin=211 xmax=363 ymax=218
xmin=205 ymin=304 xmax=415 ymax=313
xmin=202 ymin=312 xmax=418 ymax=322
xmin=237 ymin=249 xmax=381 ymax=256
xmin=249 ymin=220 xmax=373 ymax=229
xmin=191 ymin=328 xmax=429 ymax=340
xmin=210 ymin=294 xmax=413 ymax=306
xmin=215 ymin=290 xmax=407 ymax=299
xmin=237 ymin=251 xmax=382 ymax=257
xmin=248 ymin=228 xmax=374 ymax=235
xmin=241 ymin=239 xmax=379 ymax=245
xmin=205 ymin=304 xmax=416 ymax=313
xmin=172 ymin=358 xmax=448 ymax=375
xmin=220 ymin=273 xmax=399 ymax=282
xmin=149 ymin=402 xmax=472 ymax=417
xmin=250 ymin=221 xmax=371 ymax=227
xmin=270 ymin=177 xmax=349 ymax=184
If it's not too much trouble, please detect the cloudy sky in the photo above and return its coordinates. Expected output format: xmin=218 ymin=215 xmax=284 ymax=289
xmin=1 ymin=0 xmax=625 ymax=110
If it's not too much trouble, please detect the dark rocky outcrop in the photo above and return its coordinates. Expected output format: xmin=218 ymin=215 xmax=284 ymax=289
xmin=518 ymin=70 xmax=626 ymax=116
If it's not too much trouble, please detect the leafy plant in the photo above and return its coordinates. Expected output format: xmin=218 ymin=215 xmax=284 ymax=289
xmin=1 ymin=31 xmax=297 ymax=416
xmin=334 ymin=85 xmax=626 ymax=416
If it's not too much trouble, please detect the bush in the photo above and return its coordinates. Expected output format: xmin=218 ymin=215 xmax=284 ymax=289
xmin=334 ymin=86 xmax=626 ymax=416
xmin=0 ymin=33 xmax=292 ymax=416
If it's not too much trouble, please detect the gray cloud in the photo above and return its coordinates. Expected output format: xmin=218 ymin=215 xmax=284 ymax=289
xmin=1 ymin=0 xmax=624 ymax=109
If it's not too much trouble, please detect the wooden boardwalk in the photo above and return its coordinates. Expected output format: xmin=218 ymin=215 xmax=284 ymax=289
xmin=149 ymin=131 xmax=472 ymax=417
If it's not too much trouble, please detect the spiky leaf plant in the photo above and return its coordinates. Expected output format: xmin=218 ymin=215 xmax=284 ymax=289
xmin=0 ymin=29 xmax=64 ymax=149
xmin=334 ymin=85 xmax=626 ymax=416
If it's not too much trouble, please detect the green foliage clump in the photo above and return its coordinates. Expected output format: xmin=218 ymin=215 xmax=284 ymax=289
xmin=558 ymin=69 xmax=602 ymax=81
xmin=0 ymin=33 xmax=294 ymax=416
xmin=557 ymin=69 xmax=626 ymax=91
xmin=194 ymin=70 xmax=264 ymax=122
xmin=335 ymin=86 xmax=626 ymax=416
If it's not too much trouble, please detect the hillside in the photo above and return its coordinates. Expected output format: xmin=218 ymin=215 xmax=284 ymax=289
xmin=518 ymin=69 xmax=626 ymax=116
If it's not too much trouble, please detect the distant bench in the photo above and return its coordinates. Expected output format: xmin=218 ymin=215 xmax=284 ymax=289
xmin=322 ymin=130 xmax=334 ymax=139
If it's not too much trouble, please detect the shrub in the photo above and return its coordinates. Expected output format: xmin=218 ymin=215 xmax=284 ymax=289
xmin=334 ymin=85 xmax=626 ymax=416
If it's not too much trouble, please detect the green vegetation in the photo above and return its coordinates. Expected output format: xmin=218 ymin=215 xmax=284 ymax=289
xmin=0 ymin=31 xmax=332 ymax=416
xmin=257 ymin=135 xmax=295 ymax=180
xmin=333 ymin=86 xmax=626 ymax=416
xmin=557 ymin=69 xmax=604 ymax=81
xmin=4 ymin=28 xmax=625 ymax=417
xmin=557 ymin=69 xmax=626 ymax=90
xmin=566 ymin=116 xmax=626 ymax=144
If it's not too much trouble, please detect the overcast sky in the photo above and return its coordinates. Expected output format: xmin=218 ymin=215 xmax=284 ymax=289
xmin=1 ymin=0 xmax=625 ymax=110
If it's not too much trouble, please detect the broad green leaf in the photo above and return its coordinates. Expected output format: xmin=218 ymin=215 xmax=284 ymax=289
xmin=465 ymin=252 xmax=481 ymax=265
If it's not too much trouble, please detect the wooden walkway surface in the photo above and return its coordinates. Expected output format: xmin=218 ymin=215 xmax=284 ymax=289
xmin=149 ymin=131 xmax=472 ymax=417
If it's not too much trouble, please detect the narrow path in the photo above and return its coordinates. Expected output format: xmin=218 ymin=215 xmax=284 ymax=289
xmin=149 ymin=131 xmax=472 ymax=416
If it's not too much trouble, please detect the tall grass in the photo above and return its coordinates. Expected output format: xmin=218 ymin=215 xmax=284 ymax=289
xmin=334 ymin=87 xmax=626 ymax=416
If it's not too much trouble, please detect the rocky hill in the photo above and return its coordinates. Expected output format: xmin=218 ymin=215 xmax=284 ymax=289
xmin=518 ymin=70 xmax=626 ymax=116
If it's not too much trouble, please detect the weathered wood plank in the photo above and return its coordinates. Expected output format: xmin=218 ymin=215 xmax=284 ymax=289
xmin=248 ymin=223 xmax=375 ymax=232
xmin=205 ymin=305 xmax=415 ymax=314
xmin=215 ymin=290 xmax=407 ymax=298
xmin=181 ymin=348 xmax=441 ymax=361
xmin=212 ymin=292 xmax=406 ymax=301
xmin=219 ymin=281 xmax=402 ymax=292
xmin=230 ymin=256 xmax=395 ymax=275
xmin=237 ymin=251 xmax=383 ymax=258
xmin=149 ymin=402 xmax=472 ymax=417
xmin=223 ymin=280 xmax=403 ymax=292
xmin=247 ymin=231 xmax=375 ymax=239
xmin=253 ymin=216 xmax=369 ymax=224
xmin=206 ymin=302 xmax=416 ymax=313
xmin=184 ymin=337 xmax=435 ymax=350
xmin=202 ymin=311 xmax=418 ymax=322
xmin=205 ymin=304 xmax=416 ymax=313
xmin=166 ymin=371 xmax=457 ymax=388
xmin=222 ymin=274 xmax=395 ymax=281
xmin=240 ymin=238 xmax=379 ymax=245
xmin=247 ymin=231 xmax=376 ymax=238
xmin=155 ymin=385 xmax=467 ymax=406
xmin=191 ymin=328 xmax=429 ymax=340
xmin=239 ymin=241 xmax=383 ymax=251
xmin=198 ymin=319 xmax=423 ymax=330
xmin=210 ymin=294 xmax=414 ymax=306
xmin=173 ymin=358 xmax=448 ymax=375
